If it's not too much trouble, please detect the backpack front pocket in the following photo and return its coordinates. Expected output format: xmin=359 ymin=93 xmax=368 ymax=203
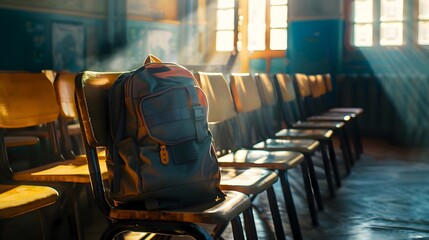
xmin=139 ymin=86 xmax=209 ymax=145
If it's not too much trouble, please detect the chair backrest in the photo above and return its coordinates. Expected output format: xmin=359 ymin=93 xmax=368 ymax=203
xmin=0 ymin=73 xmax=59 ymax=128
xmin=196 ymin=72 xmax=241 ymax=155
xmin=294 ymin=73 xmax=312 ymax=98
xmin=229 ymin=73 xmax=266 ymax=146
xmin=273 ymin=73 xmax=304 ymax=123
xmin=311 ymin=75 xmax=323 ymax=98
xmin=254 ymin=73 xmax=282 ymax=135
xmin=324 ymin=73 xmax=333 ymax=93
xmin=53 ymin=72 xmax=84 ymax=159
xmin=0 ymin=72 xmax=61 ymax=176
xmin=293 ymin=73 xmax=314 ymax=118
xmin=75 ymin=71 xmax=121 ymax=214
xmin=54 ymin=72 xmax=78 ymax=119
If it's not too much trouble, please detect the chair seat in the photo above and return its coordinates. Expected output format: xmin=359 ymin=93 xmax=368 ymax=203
xmin=252 ymin=138 xmax=319 ymax=154
xmin=329 ymin=107 xmax=363 ymax=115
xmin=218 ymin=150 xmax=303 ymax=170
xmin=220 ymin=168 xmax=278 ymax=195
xmin=322 ymin=111 xmax=356 ymax=118
xmin=307 ymin=115 xmax=351 ymax=122
xmin=292 ymin=121 xmax=344 ymax=130
xmin=5 ymin=136 xmax=39 ymax=148
xmin=275 ymin=128 xmax=333 ymax=140
xmin=13 ymin=159 xmax=108 ymax=183
xmin=0 ymin=184 xmax=59 ymax=218
xmin=109 ymin=190 xmax=250 ymax=225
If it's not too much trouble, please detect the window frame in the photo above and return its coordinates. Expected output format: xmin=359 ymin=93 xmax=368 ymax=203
xmin=349 ymin=0 xmax=406 ymax=48
xmin=215 ymin=0 xmax=236 ymax=52
xmin=417 ymin=0 xmax=429 ymax=45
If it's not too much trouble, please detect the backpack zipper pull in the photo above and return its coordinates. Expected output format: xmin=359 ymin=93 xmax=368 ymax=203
xmin=160 ymin=145 xmax=169 ymax=165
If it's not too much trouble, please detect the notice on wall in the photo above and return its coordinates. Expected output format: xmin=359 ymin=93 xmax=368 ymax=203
xmin=52 ymin=22 xmax=84 ymax=71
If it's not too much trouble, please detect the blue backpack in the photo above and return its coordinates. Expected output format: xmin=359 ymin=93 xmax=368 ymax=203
xmin=107 ymin=55 xmax=224 ymax=210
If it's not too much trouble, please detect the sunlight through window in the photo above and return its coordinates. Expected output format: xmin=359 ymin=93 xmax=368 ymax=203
xmin=418 ymin=0 xmax=429 ymax=45
xmin=353 ymin=0 xmax=374 ymax=47
xmin=216 ymin=0 xmax=235 ymax=51
xmin=380 ymin=0 xmax=403 ymax=46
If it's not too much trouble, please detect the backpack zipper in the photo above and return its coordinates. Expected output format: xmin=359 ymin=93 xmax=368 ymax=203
xmin=160 ymin=144 xmax=169 ymax=165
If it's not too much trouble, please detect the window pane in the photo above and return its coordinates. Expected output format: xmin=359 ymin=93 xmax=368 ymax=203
xmin=354 ymin=24 xmax=373 ymax=46
xmin=249 ymin=0 xmax=266 ymax=24
xmin=217 ymin=9 xmax=234 ymax=30
xmin=216 ymin=31 xmax=234 ymax=51
xmin=248 ymin=0 xmax=266 ymax=51
xmin=218 ymin=0 xmax=234 ymax=9
xmin=271 ymin=0 xmax=288 ymax=5
xmin=354 ymin=0 xmax=373 ymax=23
xmin=419 ymin=0 xmax=429 ymax=19
xmin=418 ymin=21 xmax=429 ymax=45
xmin=380 ymin=0 xmax=403 ymax=21
xmin=270 ymin=29 xmax=287 ymax=50
xmin=271 ymin=5 xmax=287 ymax=28
xmin=248 ymin=24 xmax=266 ymax=50
xmin=380 ymin=22 xmax=403 ymax=46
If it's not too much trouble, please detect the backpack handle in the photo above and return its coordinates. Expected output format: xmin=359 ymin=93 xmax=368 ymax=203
xmin=144 ymin=54 xmax=163 ymax=65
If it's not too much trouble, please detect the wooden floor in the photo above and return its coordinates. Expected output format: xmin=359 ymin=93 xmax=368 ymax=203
xmin=2 ymin=138 xmax=429 ymax=239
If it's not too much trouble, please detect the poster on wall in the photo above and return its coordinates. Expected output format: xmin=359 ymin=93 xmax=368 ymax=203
xmin=52 ymin=22 xmax=84 ymax=71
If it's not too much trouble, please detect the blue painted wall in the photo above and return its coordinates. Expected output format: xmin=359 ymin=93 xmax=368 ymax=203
xmin=0 ymin=1 xmax=181 ymax=72
xmin=0 ymin=8 xmax=104 ymax=72
xmin=288 ymin=19 xmax=344 ymax=74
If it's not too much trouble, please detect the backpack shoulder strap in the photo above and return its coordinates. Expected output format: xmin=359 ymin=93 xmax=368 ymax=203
xmin=186 ymin=86 xmax=206 ymax=142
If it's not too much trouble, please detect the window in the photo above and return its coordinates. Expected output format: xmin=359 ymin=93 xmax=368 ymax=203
xmin=352 ymin=0 xmax=374 ymax=46
xmin=247 ymin=0 xmax=288 ymax=51
xmin=216 ymin=0 xmax=235 ymax=51
xmin=380 ymin=0 xmax=403 ymax=46
xmin=418 ymin=0 xmax=429 ymax=45
xmin=351 ymin=0 xmax=404 ymax=47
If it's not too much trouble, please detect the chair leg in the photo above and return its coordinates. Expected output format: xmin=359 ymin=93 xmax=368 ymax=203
xmin=37 ymin=210 xmax=48 ymax=240
xmin=337 ymin=129 xmax=352 ymax=174
xmin=352 ymin=118 xmax=364 ymax=156
xmin=54 ymin=184 xmax=83 ymax=240
xmin=298 ymin=162 xmax=319 ymax=227
xmin=319 ymin=144 xmax=335 ymax=198
xmin=231 ymin=216 xmax=246 ymax=240
xmin=304 ymin=154 xmax=324 ymax=211
xmin=278 ymin=170 xmax=303 ymax=239
xmin=266 ymin=186 xmax=286 ymax=240
xmin=342 ymin=128 xmax=355 ymax=166
xmin=243 ymin=207 xmax=258 ymax=240
xmin=348 ymin=123 xmax=361 ymax=161
xmin=327 ymin=139 xmax=342 ymax=187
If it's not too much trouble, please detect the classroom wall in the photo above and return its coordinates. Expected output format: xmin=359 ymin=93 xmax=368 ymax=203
xmin=0 ymin=0 xmax=182 ymax=72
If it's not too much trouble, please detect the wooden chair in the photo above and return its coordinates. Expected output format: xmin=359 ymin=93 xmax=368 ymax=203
xmin=0 ymin=184 xmax=58 ymax=219
xmin=219 ymin=168 xmax=281 ymax=239
xmin=57 ymin=70 xmax=257 ymax=239
xmin=200 ymin=73 xmax=288 ymax=238
xmin=317 ymin=74 xmax=364 ymax=158
xmin=74 ymin=71 xmax=251 ymax=239
xmin=254 ymin=73 xmax=342 ymax=189
xmin=324 ymin=73 xmax=364 ymax=116
xmin=53 ymin=71 xmax=104 ymax=160
xmin=0 ymin=184 xmax=59 ymax=238
xmin=228 ymin=73 xmax=332 ymax=217
xmin=273 ymin=73 xmax=353 ymax=175
xmin=197 ymin=72 xmax=309 ymax=239
xmin=297 ymin=74 xmax=360 ymax=162
xmin=0 ymin=72 xmax=110 ymax=239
